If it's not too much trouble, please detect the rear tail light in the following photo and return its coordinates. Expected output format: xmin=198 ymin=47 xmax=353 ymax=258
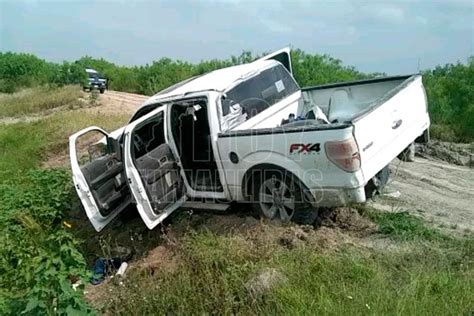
xmin=325 ymin=138 xmax=361 ymax=172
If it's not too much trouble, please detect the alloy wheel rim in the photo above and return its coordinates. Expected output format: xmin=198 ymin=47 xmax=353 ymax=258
xmin=259 ymin=177 xmax=295 ymax=222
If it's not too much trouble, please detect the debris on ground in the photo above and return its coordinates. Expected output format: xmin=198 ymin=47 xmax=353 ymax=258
xmin=91 ymin=257 xmax=125 ymax=285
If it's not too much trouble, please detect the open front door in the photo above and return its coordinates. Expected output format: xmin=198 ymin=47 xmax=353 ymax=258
xmin=255 ymin=47 xmax=292 ymax=74
xmin=70 ymin=127 xmax=131 ymax=232
xmin=123 ymin=106 xmax=187 ymax=230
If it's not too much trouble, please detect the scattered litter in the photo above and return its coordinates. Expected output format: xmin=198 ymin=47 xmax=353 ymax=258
xmin=63 ymin=221 xmax=72 ymax=228
xmin=72 ymin=280 xmax=81 ymax=291
xmin=91 ymin=257 xmax=125 ymax=285
xmin=116 ymin=262 xmax=128 ymax=277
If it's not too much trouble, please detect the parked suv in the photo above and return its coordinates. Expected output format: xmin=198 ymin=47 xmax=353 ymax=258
xmin=84 ymin=68 xmax=107 ymax=94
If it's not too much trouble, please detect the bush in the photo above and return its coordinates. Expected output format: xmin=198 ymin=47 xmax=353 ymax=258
xmin=423 ymin=57 xmax=474 ymax=142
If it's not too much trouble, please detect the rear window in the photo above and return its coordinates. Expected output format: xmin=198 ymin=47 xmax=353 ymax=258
xmin=221 ymin=64 xmax=299 ymax=118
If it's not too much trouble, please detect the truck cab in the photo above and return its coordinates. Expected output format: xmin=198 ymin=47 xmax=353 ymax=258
xmin=70 ymin=48 xmax=430 ymax=231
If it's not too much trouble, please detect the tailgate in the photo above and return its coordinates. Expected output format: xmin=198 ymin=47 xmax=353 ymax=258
xmin=353 ymin=75 xmax=430 ymax=181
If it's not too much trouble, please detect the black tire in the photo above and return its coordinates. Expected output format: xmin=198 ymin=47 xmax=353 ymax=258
xmin=364 ymin=165 xmax=390 ymax=198
xmin=251 ymin=169 xmax=318 ymax=225
xmin=99 ymin=88 xmax=105 ymax=94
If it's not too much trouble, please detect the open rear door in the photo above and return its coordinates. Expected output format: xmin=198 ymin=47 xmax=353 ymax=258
xmin=255 ymin=47 xmax=292 ymax=74
xmin=70 ymin=127 xmax=131 ymax=232
xmin=122 ymin=106 xmax=186 ymax=230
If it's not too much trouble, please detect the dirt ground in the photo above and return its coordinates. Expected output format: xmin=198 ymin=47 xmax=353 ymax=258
xmin=83 ymin=90 xmax=148 ymax=116
xmin=370 ymin=155 xmax=474 ymax=234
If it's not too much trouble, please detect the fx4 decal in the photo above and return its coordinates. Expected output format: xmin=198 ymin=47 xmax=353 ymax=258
xmin=289 ymin=143 xmax=321 ymax=154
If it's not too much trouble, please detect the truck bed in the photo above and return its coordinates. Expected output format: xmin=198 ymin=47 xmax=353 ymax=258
xmin=301 ymin=75 xmax=414 ymax=124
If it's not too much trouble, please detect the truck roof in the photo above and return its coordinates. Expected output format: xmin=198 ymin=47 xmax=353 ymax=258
xmin=143 ymin=59 xmax=278 ymax=105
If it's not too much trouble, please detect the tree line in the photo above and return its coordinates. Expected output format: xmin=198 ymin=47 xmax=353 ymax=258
xmin=0 ymin=50 xmax=472 ymax=141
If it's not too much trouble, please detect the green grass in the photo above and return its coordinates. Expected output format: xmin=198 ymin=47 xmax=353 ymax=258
xmin=0 ymin=88 xmax=130 ymax=314
xmin=358 ymin=208 xmax=449 ymax=242
xmin=0 ymin=110 xmax=129 ymax=172
xmin=97 ymin=210 xmax=473 ymax=315
xmin=0 ymin=86 xmax=82 ymax=118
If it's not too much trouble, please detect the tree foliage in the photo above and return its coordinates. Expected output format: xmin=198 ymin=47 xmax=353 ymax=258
xmin=0 ymin=50 xmax=472 ymax=141
xmin=422 ymin=58 xmax=474 ymax=141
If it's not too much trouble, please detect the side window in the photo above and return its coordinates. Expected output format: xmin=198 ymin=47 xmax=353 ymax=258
xmin=75 ymin=130 xmax=110 ymax=166
xmin=132 ymin=113 xmax=165 ymax=159
xmin=221 ymin=64 xmax=299 ymax=119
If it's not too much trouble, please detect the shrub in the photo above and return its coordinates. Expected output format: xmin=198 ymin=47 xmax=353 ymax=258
xmin=0 ymin=169 xmax=91 ymax=314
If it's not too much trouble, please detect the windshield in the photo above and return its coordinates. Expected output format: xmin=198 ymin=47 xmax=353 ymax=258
xmin=87 ymin=71 xmax=104 ymax=79
xmin=221 ymin=63 xmax=299 ymax=119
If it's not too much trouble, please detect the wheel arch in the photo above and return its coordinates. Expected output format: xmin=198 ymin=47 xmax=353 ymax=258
xmin=241 ymin=163 xmax=314 ymax=203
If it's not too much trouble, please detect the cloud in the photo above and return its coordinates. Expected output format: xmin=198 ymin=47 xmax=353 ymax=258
xmin=375 ymin=6 xmax=405 ymax=23
xmin=0 ymin=0 xmax=472 ymax=74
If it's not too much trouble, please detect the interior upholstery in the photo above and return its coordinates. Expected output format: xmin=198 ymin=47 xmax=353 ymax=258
xmin=81 ymin=154 xmax=129 ymax=216
xmin=135 ymin=143 xmax=182 ymax=212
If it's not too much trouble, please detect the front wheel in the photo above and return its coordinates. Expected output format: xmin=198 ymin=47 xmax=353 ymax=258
xmin=252 ymin=170 xmax=317 ymax=225
xmin=99 ymin=88 xmax=105 ymax=94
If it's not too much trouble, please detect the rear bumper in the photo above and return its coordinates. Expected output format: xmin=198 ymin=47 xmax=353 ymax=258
xmin=309 ymin=186 xmax=366 ymax=207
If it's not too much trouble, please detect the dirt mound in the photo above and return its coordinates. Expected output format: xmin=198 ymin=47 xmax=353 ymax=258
xmin=318 ymin=207 xmax=377 ymax=236
xmin=416 ymin=141 xmax=473 ymax=167
xmin=133 ymin=245 xmax=180 ymax=274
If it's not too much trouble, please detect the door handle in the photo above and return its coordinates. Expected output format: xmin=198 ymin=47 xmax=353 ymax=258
xmin=392 ymin=119 xmax=402 ymax=130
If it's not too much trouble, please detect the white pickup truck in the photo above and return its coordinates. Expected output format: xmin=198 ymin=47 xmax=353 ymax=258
xmin=69 ymin=48 xmax=430 ymax=232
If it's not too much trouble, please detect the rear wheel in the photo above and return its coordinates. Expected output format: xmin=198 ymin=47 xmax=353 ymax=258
xmin=252 ymin=170 xmax=317 ymax=225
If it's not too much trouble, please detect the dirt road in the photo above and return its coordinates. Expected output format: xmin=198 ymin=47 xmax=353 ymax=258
xmin=87 ymin=90 xmax=149 ymax=116
xmin=370 ymin=157 xmax=473 ymax=234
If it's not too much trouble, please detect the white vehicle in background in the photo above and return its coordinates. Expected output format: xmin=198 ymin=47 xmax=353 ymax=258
xmin=69 ymin=48 xmax=430 ymax=232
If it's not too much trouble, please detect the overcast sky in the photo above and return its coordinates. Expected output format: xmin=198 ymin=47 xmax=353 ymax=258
xmin=1 ymin=0 xmax=473 ymax=74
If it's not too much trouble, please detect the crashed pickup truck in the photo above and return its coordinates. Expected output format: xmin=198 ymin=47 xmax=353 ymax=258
xmin=70 ymin=48 xmax=430 ymax=232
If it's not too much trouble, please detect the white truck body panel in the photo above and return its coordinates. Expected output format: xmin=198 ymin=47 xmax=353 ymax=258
xmin=70 ymin=48 xmax=430 ymax=231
